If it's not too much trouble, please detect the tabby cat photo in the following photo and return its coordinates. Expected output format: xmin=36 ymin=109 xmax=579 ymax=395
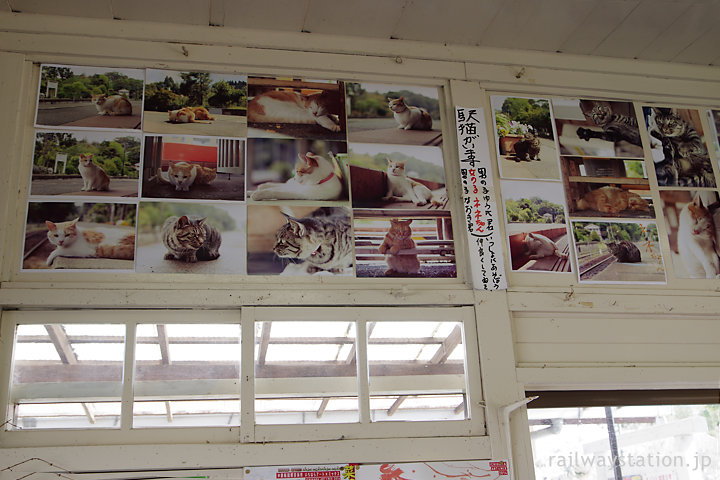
xmin=22 ymin=202 xmax=137 ymax=271
xmin=345 ymin=82 xmax=442 ymax=146
xmin=135 ymin=202 xmax=246 ymax=275
xmin=246 ymin=205 xmax=353 ymax=276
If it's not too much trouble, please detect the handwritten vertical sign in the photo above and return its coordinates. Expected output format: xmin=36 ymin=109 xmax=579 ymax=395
xmin=455 ymin=107 xmax=507 ymax=290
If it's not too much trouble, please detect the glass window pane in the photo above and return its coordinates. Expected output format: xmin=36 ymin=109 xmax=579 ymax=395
xmin=530 ymin=404 xmax=720 ymax=480
xmin=367 ymin=321 xmax=467 ymax=422
xmin=255 ymin=321 xmax=358 ymax=425
xmin=133 ymin=323 xmax=241 ymax=428
xmin=10 ymin=324 xmax=125 ymax=430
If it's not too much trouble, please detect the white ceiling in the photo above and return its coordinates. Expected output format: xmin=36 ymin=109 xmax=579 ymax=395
xmin=5 ymin=0 xmax=720 ymax=66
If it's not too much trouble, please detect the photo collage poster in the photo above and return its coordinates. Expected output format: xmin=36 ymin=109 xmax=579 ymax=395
xmin=24 ymin=64 xmax=457 ymax=278
xmin=491 ymin=92 xmax=720 ymax=284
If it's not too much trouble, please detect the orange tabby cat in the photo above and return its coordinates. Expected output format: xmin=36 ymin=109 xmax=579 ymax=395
xmin=576 ymin=186 xmax=649 ymax=215
xmin=378 ymin=218 xmax=421 ymax=275
xmin=168 ymin=107 xmax=196 ymax=123
xmin=191 ymin=107 xmax=215 ymax=121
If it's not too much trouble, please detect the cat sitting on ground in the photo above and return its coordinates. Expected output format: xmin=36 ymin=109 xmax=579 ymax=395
xmin=273 ymin=207 xmax=352 ymax=275
xmin=248 ymin=90 xmax=341 ymax=132
xmin=45 ymin=218 xmax=135 ymax=267
xmin=383 ymin=158 xmax=441 ymax=207
xmin=606 ymin=240 xmax=641 ymax=263
xmin=387 ymin=96 xmax=432 ymax=130
xmin=677 ymin=194 xmax=720 ymax=278
xmin=78 ymin=153 xmax=110 ymax=191
xmin=251 ymin=152 xmax=342 ymax=201
xmin=576 ymin=186 xmax=650 ymax=216
xmin=158 ymin=161 xmax=217 ymax=192
xmin=91 ymin=94 xmax=132 ymax=116
xmin=161 ymin=215 xmax=221 ymax=263
xmin=378 ymin=218 xmax=421 ymax=275
xmin=522 ymin=232 xmax=567 ymax=260
xmin=513 ymin=130 xmax=541 ymax=161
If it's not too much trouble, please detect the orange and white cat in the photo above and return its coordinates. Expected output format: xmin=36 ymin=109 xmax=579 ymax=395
xmin=678 ymin=194 xmax=720 ymax=278
xmin=160 ymin=161 xmax=217 ymax=191
xmin=168 ymin=107 xmax=196 ymax=123
xmin=91 ymin=94 xmax=132 ymax=116
xmin=251 ymin=152 xmax=342 ymax=201
xmin=78 ymin=153 xmax=110 ymax=191
xmin=388 ymin=97 xmax=432 ymax=130
xmin=191 ymin=107 xmax=215 ymax=121
xmin=378 ymin=218 xmax=420 ymax=275
xmin=383 ymin=158 xmax=441 ymax=207
xmin=45 ymin=218 xmax=135 ymax=267
xmin=248 ymin=90 xmax=341 ymax=132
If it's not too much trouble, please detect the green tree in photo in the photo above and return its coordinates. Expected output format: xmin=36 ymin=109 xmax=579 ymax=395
xmin=179 ymin=71 xmax=211 ymax=106
xmin=501 ymin=97 xmax=552 ymax=138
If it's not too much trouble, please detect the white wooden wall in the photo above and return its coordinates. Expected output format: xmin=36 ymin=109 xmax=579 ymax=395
xmin=0 ymin=10 xmax=720 ymax=480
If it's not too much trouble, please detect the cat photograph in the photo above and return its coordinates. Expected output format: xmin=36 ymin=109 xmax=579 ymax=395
xmin=491 ymin=95 xmax=559 ymax=180
xmin=246 ymin=206 xmax=353 ymax=276
xmin=247 ymin=77 xmax=346 ymax=141
xmin=22 ymin=202 xmax=136 ymax=271
xmin=346 ymin=82 xmax=442 ymax=146
xmin=143 ymin=69 xmax=247 ymax=137
xmin=659 ymin=191 xmax=720 ymax=279
xmin=35 ymin=64 xmax=143 ymax=130
xmin=30 ymin=130 xmax=140 ymax=197
xmin=553 ymin=98 xmax=645 ymax=159
xmin=142 ymin=135 xmax=245 ymax=201
xmin=643 ymin=106 xmax=716 ymax=188
xmin=135 ymin=202 xmax=245 ymax=274
xmin=348 ymin=143 xmax=447 ymax=211
xmin=571 ymin=220 xmax=666 ymax=283
xmin=502 ymin=179 xmax=571 ymax=272
xmin=354 ymin=214 xmax=456 ymax=278
xmin=573 ymin=185 xmax=653 ymax=218
xmin=246 ymin=138 xmax=348 ymax=202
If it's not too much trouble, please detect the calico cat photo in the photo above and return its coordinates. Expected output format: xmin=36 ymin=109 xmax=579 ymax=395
xmin=36 ymin=64 xmax=143 ymax=130
xmin=92 ymin=94 xmax=132 ymax=116
xmin=78 ymin=153 xmax=110 ymax=191
xmin=345 ymin=82 xmax=442 ymax=146
xmin=22 ymin=202 xmax=137 ymax=270
xmin=644 ymin=107 xmax=716 ymax=188
xmin=247 ymin=77 xmax=346 ymax=140
xmin=247 ymin=138 xmax=347 ymax=202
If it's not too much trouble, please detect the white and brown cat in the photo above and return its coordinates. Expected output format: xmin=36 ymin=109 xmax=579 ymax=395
xmin=522 ymin=232 xmax=567 ymax=260
xmin=45 ymin=218 xmax=135 ymax=267
xmin=383 ymin=158 xmax=441 ymax=207
xmin=251 ymin=152 xmax=342 ymax=201
xmin=167 ymin=107 xmax=215 ymax=123
xmin=388 ymin=96 xmax=432 ymax=130
xmin=678 ymin=194 xmax=720 ymax=278
xmin=91 ymin=94 xmax=132 ymax=116
xmin=158 ymin=161 xmax=217 ymax=191
xmin=78 ymin=153 xmax=110 ymax=191
xmin=248 ymin=90 xmax=341 ymax=132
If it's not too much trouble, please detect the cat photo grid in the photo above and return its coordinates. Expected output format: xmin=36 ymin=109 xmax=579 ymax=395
xmin=25 ymin=65 xmax=458 ymax=278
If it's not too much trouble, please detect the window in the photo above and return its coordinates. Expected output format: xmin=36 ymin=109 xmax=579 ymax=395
xmin=528 ymin=391 xmax=720 ymax=480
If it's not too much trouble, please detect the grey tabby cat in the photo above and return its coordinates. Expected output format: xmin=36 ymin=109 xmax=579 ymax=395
xmin=646 ymin=107 xmax=715 ymax=188
xmin=577 ymin=101 xmax=642 ymax=146
xmin=273 ymin=207 xmax=353 ymax=274
xmin=513 ymin=130 xmax=541 ymax=161
xmin=162 ymin=215 xmax=221 ymax=263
